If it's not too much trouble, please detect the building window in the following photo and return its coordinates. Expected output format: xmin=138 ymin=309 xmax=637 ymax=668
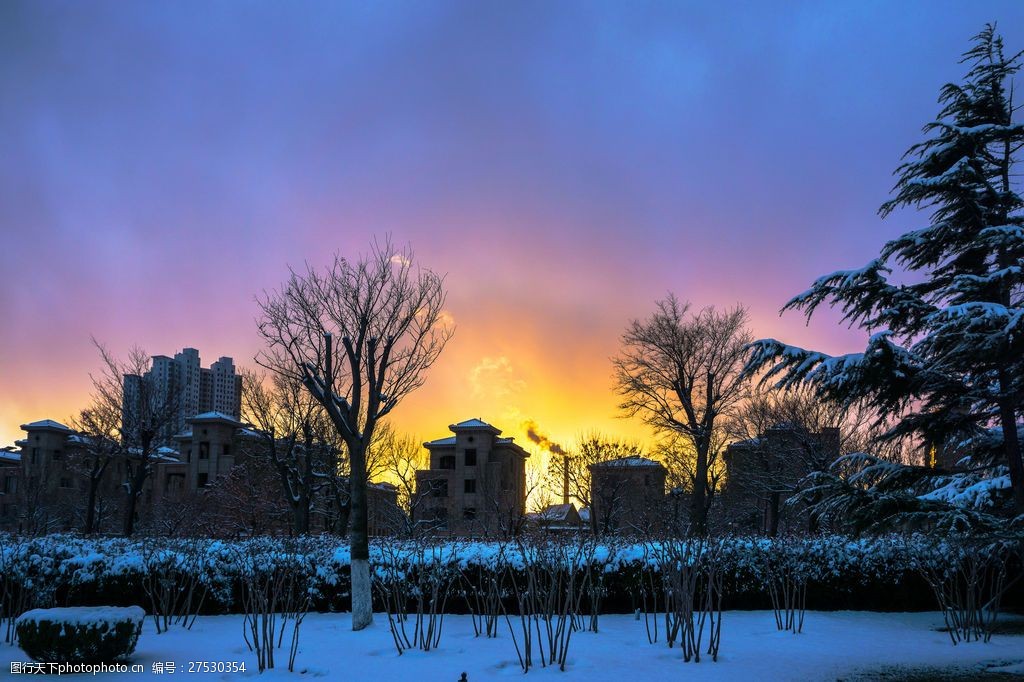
xmin=464 ymin=479 xmax=476 ymax=494
xmin=431 ymin=479 xmax=448 ymax=498
xmin=463 ymin=507 xmax=476 ymax=520
xmin=197 ymin=473 xmax=209 ymax=488
xmin=59 ymin=477 xmax=72 ymax=489
xmin=3 ymin=477 xmax=17 ymax=494
xmin=52 ymin=449 xmax=62 ymax=461
xmin=31 ymin=448 xmax=38 ymax=464
xmin=222 ymin=444 xmax=231 ymax=457
xmin=199 ymin=442 xmax=210 ymax=460
xmin=644 ymin=475 xmax=650 ymax=485
xmin=464 ymin=449 xmax=477 ymax=466
xmin=439 ymin=455 xmax=456 ymax=470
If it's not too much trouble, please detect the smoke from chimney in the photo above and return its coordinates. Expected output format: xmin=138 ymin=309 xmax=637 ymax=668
xmin=523 ymin=420 xmax=570 ymax=505
xmin=523 ymin=420 xmax=567 ymax=456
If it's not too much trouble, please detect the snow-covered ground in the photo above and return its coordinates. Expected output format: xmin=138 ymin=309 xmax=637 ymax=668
xmin=2 ymin=611 xmax=1022 ymax=680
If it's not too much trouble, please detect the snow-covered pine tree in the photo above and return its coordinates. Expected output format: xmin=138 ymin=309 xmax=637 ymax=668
xmin=746 ymin=25 xmax=1024 ymax=519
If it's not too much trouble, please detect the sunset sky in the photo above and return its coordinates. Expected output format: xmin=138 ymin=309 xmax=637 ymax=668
xmin=3 ymin=1 xmax=1023 ymax=466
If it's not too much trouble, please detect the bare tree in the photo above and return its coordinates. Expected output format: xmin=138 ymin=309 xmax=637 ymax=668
xmin=613 ymin=297 xmax=751 ymax=536
xmin=90 ymin=340 xmax=182 ymax=537
xmin=373 ymin=426 xmax=427 ymax=517
xmin=202 ymin=459 xmax=291 ymax=537
xmin=256 ymin=239 xmax=452 ymax=630
xmin=68 ymin=406 xmax=120 ymax=534
xmin=241 ymin=369 xmax=336 ymax=535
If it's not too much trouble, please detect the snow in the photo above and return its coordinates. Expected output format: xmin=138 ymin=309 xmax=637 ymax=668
xmin=451 ymin=418 xmax=497 ymax=430
xmin=17 ymin=606 xmax=145 ymax=627
xmin=2 ymin=611 xmax=1020 ymax=680
xmin=190 ymin=412 xmax=243 ymax=424
xmin=590 ymin=456 xmax=661 ymax=468
xmin=920 ymin=472 xmax=1011 ymax=509
xmin=20 ymin=419 xmax=72 ymax=432
xmin=424 ymin=436 xmax=457 ymax=446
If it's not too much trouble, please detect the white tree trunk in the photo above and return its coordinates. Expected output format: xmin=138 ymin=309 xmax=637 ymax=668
xmin=351 ymin=558 xmax=373 ymax=631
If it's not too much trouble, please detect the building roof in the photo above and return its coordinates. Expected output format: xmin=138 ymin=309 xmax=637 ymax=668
xmin=189 ymin=411 xmax=244 ymax=426
xmin=591 ymin=455 xmax=664 ymax=469
xmin=449 ymin=418 xmax=501 ymax=434
xmin=423 ymin=418 xmax=531 ymax=457
xmin=537 ymin=503 xmax=578 ymax=522
xmin=20 ymin=419 xmax=73 ymax=433
xmin=0 ymin=449 xmax=21 ymax=463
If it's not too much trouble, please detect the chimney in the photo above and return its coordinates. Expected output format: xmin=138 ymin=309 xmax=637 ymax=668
xmin=562 ymin=452 xmax=569 ymax=506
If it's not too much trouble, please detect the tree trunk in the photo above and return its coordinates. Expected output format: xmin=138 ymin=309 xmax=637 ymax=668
xmin=84 ymin=478 xmax=99 ymax=535
xmin=996 ymin=370 xmax=1024 ymax=514
xmin=690 ymin=445 xmax=709 ymax=536
xmin=348 ymin=440 xmax=373 ymax=631
xmin=123 ymin=459 xmax=148 ymax=537
xmin=766 ymin=492 xmax=781 ymax=537
xmin=122 ymin=481 xmax=139 ymax=537
xmin=294 ymin=499 xmax=309 ymax=536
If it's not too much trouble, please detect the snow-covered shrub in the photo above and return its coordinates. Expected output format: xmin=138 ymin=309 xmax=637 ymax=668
xmin=233 ymin=538 xmax=314 ymax=673
xmin=139 ymin=538 xmax=210 ymax=633
xmin=1 ymin=532 xmax=1018 ymax=618
xmin=908 ymin=536 xmax=1019 ymax=645
xmin=16 ymin=606 xmax=144 ymax=663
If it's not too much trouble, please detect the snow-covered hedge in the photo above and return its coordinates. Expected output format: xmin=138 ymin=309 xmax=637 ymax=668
xmin=16 ymin=606 xmax=144 ymax=663
xmin=0 ymin=533 xmax=1018 ymax=617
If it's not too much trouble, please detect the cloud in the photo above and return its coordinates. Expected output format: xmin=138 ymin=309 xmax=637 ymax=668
xmin=469 ymin=356 xmax=526 ymax=400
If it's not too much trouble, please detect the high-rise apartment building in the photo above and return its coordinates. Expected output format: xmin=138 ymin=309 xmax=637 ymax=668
xmin=122 ymin=348 xmax=242 ymax=442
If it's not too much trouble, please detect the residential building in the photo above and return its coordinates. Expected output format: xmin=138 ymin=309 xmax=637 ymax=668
xmin=414 ymin=418 xmax=531 ymax=536
xmin=722 ymin=425 xmax=840 ymax=535
xmin=123 ymin=348 xmax=242 ymax=443
xmin=0 ymin=447 xmax=20 ymax=527
xmin=6 ymin=413 xmax=400 ymax=537
xmin=589 ymin=456 xmax=667 ymax=534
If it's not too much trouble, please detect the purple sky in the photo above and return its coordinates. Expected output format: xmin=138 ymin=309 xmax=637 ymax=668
xmin=3 ymin=1 xmax=1023 ymax=449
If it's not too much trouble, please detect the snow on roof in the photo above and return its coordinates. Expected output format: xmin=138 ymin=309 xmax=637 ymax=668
xmin=424 ymin=436 xmax=457 ymax=447
xmin=452 ymin=418 xmax=493 ymax=429
xmin=450 ymin=418 xmax=500 ymax=433
xmin=190 ymin=411 xmax=243 ymax=424
xmin=538 ymin=503 xmax=577 ymax=521
xmin=20 ymin=419 xmax=72 ymax=432
xmin=578 ymin=507 xmax=591 ymax=522
xmin=174 ymin=429 xmax=193 ymax=440
xmin=0 ymin=450 xmax=20 ymax=463
xmin=591 ymin=455 xmax=663 ymax=468
xmin=238 ymin=427 xmax=264 ymax=439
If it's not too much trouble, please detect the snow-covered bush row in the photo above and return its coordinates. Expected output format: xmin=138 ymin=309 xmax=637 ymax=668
xmin=0 ymin=533 xmax=1015 ymax=617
